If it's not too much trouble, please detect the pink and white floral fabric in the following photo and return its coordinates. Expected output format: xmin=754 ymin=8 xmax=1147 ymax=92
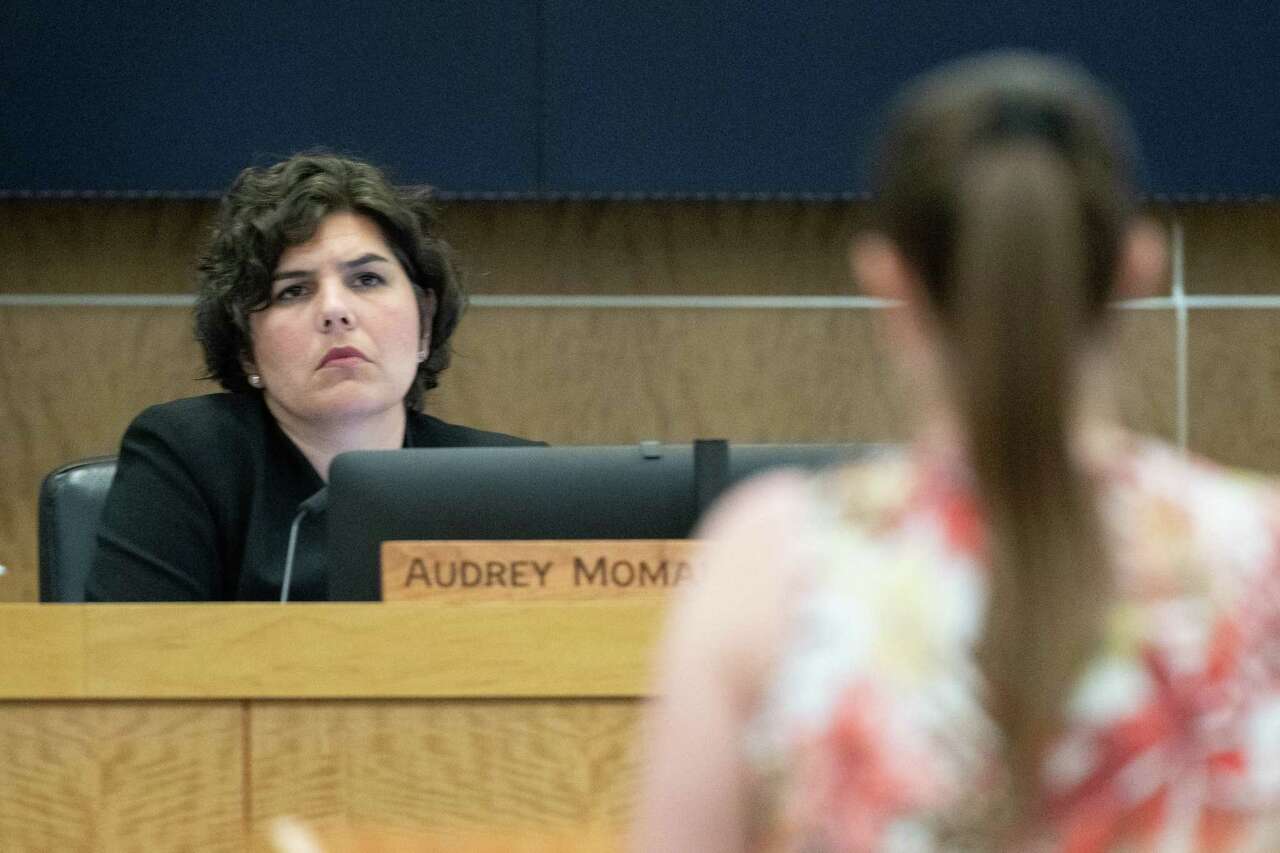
xmin=744 ymin=437 xmax=1280 ymax=851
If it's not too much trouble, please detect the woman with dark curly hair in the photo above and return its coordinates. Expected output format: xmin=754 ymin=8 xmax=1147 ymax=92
xmin=87 ymin=153 xmax=538 ymax=602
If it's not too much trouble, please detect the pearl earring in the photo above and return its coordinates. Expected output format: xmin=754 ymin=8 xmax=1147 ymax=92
xmin=247 ymin=373 xmax=263 ymax=388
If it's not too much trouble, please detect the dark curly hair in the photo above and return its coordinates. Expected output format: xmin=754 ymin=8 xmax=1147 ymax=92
xmin=194 ymin=152 xmax=464 ymax=409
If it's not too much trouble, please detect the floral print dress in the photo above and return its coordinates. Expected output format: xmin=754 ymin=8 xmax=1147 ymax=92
xmin=743 ymin=436 xmax=1280 ymax=852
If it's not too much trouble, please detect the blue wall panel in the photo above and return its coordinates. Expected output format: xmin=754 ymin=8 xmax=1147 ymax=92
xmin=542 ymin=2 xmax=1280 ymax=197
xmin=1 ymin=0 xmax=541 ymax=194
xmin=4 ymin=2 xmax=1278 ymax=197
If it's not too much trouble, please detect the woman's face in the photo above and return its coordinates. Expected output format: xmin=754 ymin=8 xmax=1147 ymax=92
xmin=246 ymin=211 xmax=433 ymax=428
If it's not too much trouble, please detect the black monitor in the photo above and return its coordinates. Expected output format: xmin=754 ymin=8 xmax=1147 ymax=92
xmin=326 ymin=442 xmax=878 ymax=600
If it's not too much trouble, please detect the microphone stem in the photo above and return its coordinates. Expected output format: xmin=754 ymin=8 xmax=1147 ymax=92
xmin=281 ymin=507 xmax=307 ymax=603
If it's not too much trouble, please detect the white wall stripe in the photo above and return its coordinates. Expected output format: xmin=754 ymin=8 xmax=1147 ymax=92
xmin=1163 ymin=295 xmax=1280 ymax=310
xmin=471 ymin=294 xmax=901 ymax=309
xmin=6 ymin=292 xmax=1280 ymax=310
xmin=0 ymin=294 xmax=198 ymax=308
xmin=1171 ymin=220 xmax=1189 ymax=451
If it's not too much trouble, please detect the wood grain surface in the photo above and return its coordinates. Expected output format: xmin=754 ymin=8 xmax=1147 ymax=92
xmin=0 ymin=199 xmax=867 ymax=297
xmin=0 ymin=604 xmax=656 ymax=851
xmin=0 ymin=701 xmax=245 ymax=852
xmin=444 ymin=199 xmax=869 ymax=295
xmin=431 ymin=306 xmax=914 ymax=446
xmin=0 ymin=603 xmax=664 ymax=699
xmin=0 ymin=199 xmax=214 ymax=295
xmin=0 ymin=306 xmax=208 ymax=602
xmin=1180 ymin=203 xmax=1280 ymax=294
xmin=249 ymin=700 xmax=639 ymax=840
xmin=1189 ymin=310 xmax=1280 ymax=472
xmin=1109 ymin=308 xmax=1178 ymax=441
xmin=0 ymin=699 xmax=638 ymax=853
xmin=0 ymin=605 xmax=84 ymax=696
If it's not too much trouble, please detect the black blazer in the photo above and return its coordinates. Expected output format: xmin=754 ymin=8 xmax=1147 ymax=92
xmin=86 ymin=393 xmax=539 ymax=601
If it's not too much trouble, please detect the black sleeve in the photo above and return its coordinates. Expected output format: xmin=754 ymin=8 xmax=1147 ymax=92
xmin=85 ymin=407 xmax=223 ymax=601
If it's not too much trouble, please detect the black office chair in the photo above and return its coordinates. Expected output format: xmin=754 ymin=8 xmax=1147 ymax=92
xmin=38 ymin=456 xmax=117 ymax=602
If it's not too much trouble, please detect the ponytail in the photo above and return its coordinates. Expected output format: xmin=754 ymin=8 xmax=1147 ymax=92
xmin=950 ymin=144 xmax=1110 ymax=817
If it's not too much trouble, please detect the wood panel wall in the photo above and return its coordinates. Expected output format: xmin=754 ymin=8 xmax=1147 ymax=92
xmin=4 ymin=200 xmax=1280 ymax=601
xmin=0 ymin=699 xmax=635 ymax=852
xmin=0 ymin=702 xmax=246 ymax=851
xmin=0 ymin=602 xmax=655 ymax=852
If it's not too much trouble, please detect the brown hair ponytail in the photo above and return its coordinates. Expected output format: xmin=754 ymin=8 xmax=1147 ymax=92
xmin=871 ymin=53 xmax=1138 ymax=827
xmin=952 ymin=143 xmax=1109 ymax=812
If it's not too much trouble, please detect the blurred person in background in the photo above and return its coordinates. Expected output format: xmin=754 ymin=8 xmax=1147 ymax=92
xmin=636 ymin=53 xmax=1280 ymax=851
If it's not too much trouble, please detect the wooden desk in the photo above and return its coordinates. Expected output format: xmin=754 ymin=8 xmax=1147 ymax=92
xmin=0 ymin=603 xmax=664 ymax=851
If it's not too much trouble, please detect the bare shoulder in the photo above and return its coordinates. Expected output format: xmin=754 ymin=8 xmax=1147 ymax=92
xmin=659 ymin=470 xmax=823 ymax=698
xmin=699 ymin=468 xmax=819 ymax=549
xmin=693 ymin=469 xmax=822 ymax=607
xmin=1118 ymin=438 xmax=1280 ymax=599
xmin=635 ymin=469 xmax=823 ymax=853
xmin=694 ymin=453 xmax=908 ymax=598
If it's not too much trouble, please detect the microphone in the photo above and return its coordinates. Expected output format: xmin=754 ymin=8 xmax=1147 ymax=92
xmin=281 ymin=487 xmax=328 ymax=603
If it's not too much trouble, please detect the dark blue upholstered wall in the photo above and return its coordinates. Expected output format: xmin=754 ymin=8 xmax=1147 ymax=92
xmin=4 ymin=2 xmax=1277 ymax=198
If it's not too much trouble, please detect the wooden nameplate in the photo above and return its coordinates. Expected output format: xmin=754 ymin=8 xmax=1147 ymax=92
xmin=381 ymin=540 xmax=701 ymax=602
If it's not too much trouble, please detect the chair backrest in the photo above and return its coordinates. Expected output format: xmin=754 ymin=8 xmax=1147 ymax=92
xmin=38 ymin=456 xmax=117 ymax=602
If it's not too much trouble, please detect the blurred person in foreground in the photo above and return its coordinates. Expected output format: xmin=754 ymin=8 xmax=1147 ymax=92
xmin=88 ymin=153 xmax=538 ymax=602
xmin=636 ymin=52 xmax=1280 ymax=851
